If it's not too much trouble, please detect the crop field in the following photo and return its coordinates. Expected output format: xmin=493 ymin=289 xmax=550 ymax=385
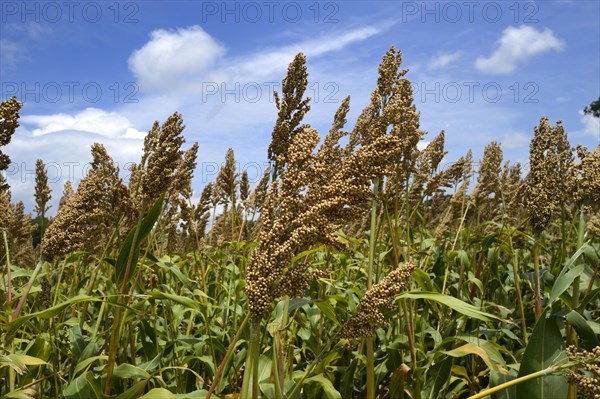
xmin=0 ymin=47 xmax=599 ymax=399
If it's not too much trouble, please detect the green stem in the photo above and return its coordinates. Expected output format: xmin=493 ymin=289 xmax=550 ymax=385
xmin=273 ymin=296 xmax=289 ymax=398
xmin=105 ymin=306 xmax=124 ymax=395
xmin=105 ymin=202 xmax=146 ymax=395
xmin=366 ymin=337 xmax=375 ymax=399
xmin=3 ymin=231 xmax=12 ymax=307
xmin=286 ymin=337 xmax=336 ymax=399
xmin=39 ymin=210 xmax=45 ymax=244
xmin=231 ymin=192 xmax=237 ymax=241
xmin=572 ymin=208 xmax=585 ymax=313
xmin=241 ymin=317 xmax=261 ymax=399
xmin=368 ymin=179 xmax=379 ymax=289
xmin=511 ymin=247 xmax=528 ymax=344
xmin=13 ymin=261 xmax=42 ymax=320
xmin=366 ymin=179 xmax=379 ymax=399
xmin=402 ymin=299 xmax=420 ymax=399
xmin=567 ymin=208 xmax=586 ymax=399
xmin=533 ymin=233 xmax=542 ymax=320
xmin=467 ymin=365 xmax=561 ymax=399
xmin=206 ymin=312 xmax=251 ymax=399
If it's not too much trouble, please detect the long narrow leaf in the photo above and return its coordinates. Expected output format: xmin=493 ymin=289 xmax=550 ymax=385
xmin=115 ymin=196 xmax=163 ymax=286
xmin=516 ymin=312 xmax=567 ymax=398
xmin=398 ymin=291 xmax=499 ymax=321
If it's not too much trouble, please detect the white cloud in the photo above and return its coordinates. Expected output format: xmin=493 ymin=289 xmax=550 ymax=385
xmin=580 ymin=111 xmax=600 ymax=140
xmin=227 ymin=26 xmax=381 ymax=80
xmin=120 ymin=23 xmax=385 ymax=159
xmin=7 ymin=108 xmax=148 ymax=215
xmin=428 ymin=51 xmax=462 ymax=70
xmin=10 ymin=22 xmax=51 ymax=39
xmin=0 ymin=39 xmax=25 ymax=68
xmin=475 ymin=26 xmax=565 ymax=74
xmin=22 ymin=108 xmax=144 ymax=138
xmin=417 ymin=140 xmax=430 ymax=150
xmin=128 ymin=25 xmax=227 ymax=90
xmin=0 ymin=23 xmax=52 ymax=69
xmin=501 ymin=132 xmax=530 ymax=150
xmin=128 ymin=25 xmax=382 ymax=94
xmin=4 ymin=125 xmax=146 ymax=214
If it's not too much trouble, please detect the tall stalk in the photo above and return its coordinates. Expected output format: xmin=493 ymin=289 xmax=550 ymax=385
xmin=567 ymin=208 xmax=586 ymax=399
xmin=206 ymin=312 xmax=251 ymax=399
xmin=241 ymin=317 xmax=261 ymax=399
xmin=105 ymin=198 xmax=149 ymax=395
xmin=533 ymin=233 xmax=542 ymax=320
xmin=3 ymin=231 xmax=12 ymax=305
xmin=510 ymin=245 xmax=528 ymax=342
xmin=366 ymin=178 xmax=379 ymax=399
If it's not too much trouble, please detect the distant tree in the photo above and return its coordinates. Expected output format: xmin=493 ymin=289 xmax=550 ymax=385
xmin=584 ymin=97 xmax=600 ymax=118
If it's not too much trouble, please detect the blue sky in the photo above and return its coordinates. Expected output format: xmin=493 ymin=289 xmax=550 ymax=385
xmin=1 ymin=0 xmax=599 ymax=214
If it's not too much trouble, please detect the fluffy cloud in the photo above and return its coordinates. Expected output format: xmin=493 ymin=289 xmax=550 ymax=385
xmin=22 ymin=108 xmax=145 ymax=138
xmin=128 ymin=25 xmax=227 ymax=91
xmin=475 ymin=26 xmax=565 ymax=74
xmin=128 ymin=25 xmax=381 ymax=94
xmin=428 ymin=51 xmax=462 ymax=70
xmin=501 ymin=132 xmax=530 ymax=150
xmin=580 ymin=111 xmax=600 ymax=140
xmin=6 ymin=108 xmax=147 ymax=209
xmin=4 ymin=126 xmax=145 ymax=213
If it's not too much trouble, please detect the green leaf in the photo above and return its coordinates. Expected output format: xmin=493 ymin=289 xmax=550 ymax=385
xmin=0 ymin=354 xmax=47 ymax=375
xmin=340 ymin=360 xmax=357 ymax=399
xmin=113 ymin=363 xmax=151 ymax=379
xmin=149 ymin=290 xmax=199 ymax=311
xmin=315 ymin=301 xmax=339 ymax=325
xmin=115 ymin=196 xmax=163 ymax=286
xmin=549 ymin=242 xmax=593 ymax=305
xmin=63 ymin=371 xmax=102 ymax=399
xmin=139 ymin=388 xmax=174 ymax=398
xmin=304 ymin=374 xmax=342 ymax=399
xmin=117 ymin=380 xmax=151 ymax=399
xmin=196 ymin=355 xmax=216 ymax=376
xmin=4 ymin=387 xmax=42 ymax=398
xmin=549 ymin=264 xmax=585 ymax=304
xmin=516 ymin=312 xmax=567 ymax=398
xmin=455 ymin=335 xmax=508 ymax=368
xmin=73 ymin=355 xmax=108 ymax=376
xmin=5 ymin=295 xmax=101 ymax=336
xmin=565 ymin=310 xmax=600 ymax=350
xmin=288 ymin=298 xmax=313 ymax=313
xmin=398 ymin=291 xmax=499 ymax=321
xmin=138 ymin=388 xmax=213 ymax=399
xmin=155 ymin=256 xmax=192 ymax=288
xmin=6 ymin=354 xmax=47 ymax=366
xmin=443 ymin=343 xmax=507 ymax=374
xmin=411 ymin=268 xmax=434 ymax=292
xmin=421 ymin=357 xmax=452 ymax=399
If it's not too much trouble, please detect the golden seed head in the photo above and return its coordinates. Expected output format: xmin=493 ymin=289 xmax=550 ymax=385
xmin=525 ymin=117 xmax=575 ymax=234
xmin=341 ymin=262 xmax=416 ymax=339
xmin=34 ymin=159 xmax=52 ymax=217
xmin=0 ymin=96 xmax=23 ymax=176
xmin=43 ymin=144 xmax=133 ymax=259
